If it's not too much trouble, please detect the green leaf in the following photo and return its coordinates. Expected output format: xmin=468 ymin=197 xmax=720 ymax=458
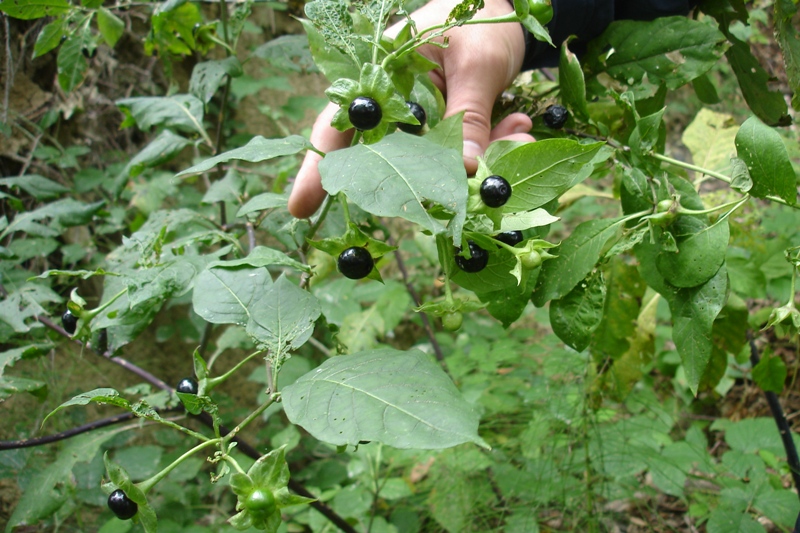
xmin=122 ymin=130 xmax=192 ymax=178
xmin=282 ymin=348 xmax=488 ymax=449
xmin=550 ymin=270 xmax=606 ymax=352
xmin=245 ymin=275 xmax=321 ymax=359
xmin=724 ymin=31 xmax=790 ymax=126
xmin=735 ymin=116 xmax=797 ymax=205
xmin=247 ymin=445 xmax=290 ymax=490
xmin=586 ymin=17 xmax=728 ymax=90
xmin=97 ymin=7 xmax=124 ymax=47
xmin=656 ymin=216 xmax=729 ymax=288
xmin=0 ymin=198 xmax=105 ymax=239
xmin=691 ymin=72 xmax=720 ymax=104
xmin=193 ymin=266 xmax=274 ymax=326
xmin=752 ymin=354 xmax=787 ymax=393
xmin=499 ymin=209 xmax=559 ymax=231
xmin=190 ymin=57 xmax=244 ymax=104
xmin=5 ymin=428 xmax=122 ymax=532
xmin=57 ymin=30 xmax=89 ymax=92
xmin=237 ymin=192 xmax=288 ymax=217
xmin=706 ymin=509 xmax=765 ymax=533
xmin=0 ymin=0 xmax=70 ymax=19
xmin=532 ymin=216 xmax=624 ymax=306
xmin=0 ymin=376 xmax=47 ymax=401
xmin=299 ymin=18 xmax=359 ymax=83
xmin=483 ymin=139 xmax=607 ymax=212
xmin=176 ymin=135 xmax=311 ymax=177
xmin=32 ymin=18 xmax=66 ymax=58
xmin=201 ymin=168 xmax=244 ymax=204
xmin=424 ymin=112 xmax=463 ymax=152
xmin=117 ymin=94 xmax=206 ymax=136
xmin=252 ymin=34 xmax=315 ymax=73
xmin=0 ymin=174 xmax=70 ymax=199
xmin=671 ymin=264 xmax=729 ymax=395
xmin=43 ymin=388 xmax=129 ymax=425
xmin=559 ymin=39 xmax=589 ymax=120
xmin=216 ymin=246 xmax=309 ymax=272
xmin=320 ymin=132 xmax=468 ymax=242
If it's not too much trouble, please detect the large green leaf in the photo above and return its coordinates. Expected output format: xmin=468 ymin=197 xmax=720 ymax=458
xmin=0 ymin=198 xmax=105 ymax=238
xmin=122 ymin=130 xmax=192 ymax=178
xmin=320 ymin=132 xmax=468 ymax=242
xmin=483 ymin=139 xmax=607 ymax=212
xmin=245 ymin=275 xmax=321 ymax=359
xmin=586 ymin=17 xmax=728 ymax=89
xmin=0 ymin=0 xmax=70 ymax=20
xmin=193 ymin=266 xmax=274 ymax=326
xmin=550 ymin=271 xmax=606 ymax=352
xmin=56 ymin=30 xmax=89 ymax=92
xmin=532 ymin=216 xmax=624 ymax=306
xmin=282 ymin=348 xmax=488 ymax=449
xmin=176 ymin=135 xmax=311 ymax=177
xmin=724 ymin=32 xmax=790 ymax=126
xmin=735 ymin=116 xmax=797 ymax=205
xmin=117 ymin=94 xmax=206 ymax=135
xmin=656 ymin=216 xmax=729 ymax=288
xmin=189 ymin=57 xmax=243 ymax=104
xmin=0 ymin=175 xmax=70 ymax=199
xmin=32 ymin=19 xmax=66 ymax=58
xmin=559 ymin=39 xmax=589 ymax=120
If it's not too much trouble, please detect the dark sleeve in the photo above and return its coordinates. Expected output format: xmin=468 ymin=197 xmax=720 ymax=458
xmin=521 ymin=0 xmax=698 ymax=70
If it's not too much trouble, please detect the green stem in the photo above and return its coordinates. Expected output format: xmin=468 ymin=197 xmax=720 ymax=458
xmin=301 ymin=194 xmax=335 ymax=256
xmin=677 ymin=195 xmax=750 ymax=218
xmin=223 ymin=454 xmax=247 ymax=475
xmin=84 ymin=288 xmax=128 ymax=320
xmin=137 ymin=438 xmax=219 ymax=494
xmin=652 ymin=153 xmax=799 ymax=209
xmin=206 ymin=350 xmax=263 ymax=391
xmin=435 ymin=234 xmax=455 ymax=304
xmin=221 ymin=396 xmax=276 ymax=444
xmin=339 ymin=193 xmax=352 ymax=225
xmin=382 ymin=13 xmax=520 ymax=68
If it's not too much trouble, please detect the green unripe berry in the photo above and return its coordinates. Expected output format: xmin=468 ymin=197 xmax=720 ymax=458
xmin=521 ymin=250 xmax=542 ymax=270
xmin=442 ymin=312 xmax=463 ymax=331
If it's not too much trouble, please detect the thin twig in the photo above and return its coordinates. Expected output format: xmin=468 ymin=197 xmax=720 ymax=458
xmin=0 ymin=408 xmax=181 ymax=450
xmin=748 ymin=335 xmax=800 ymax=495
xmin=388 ymin=237 xmax=445 ymax=365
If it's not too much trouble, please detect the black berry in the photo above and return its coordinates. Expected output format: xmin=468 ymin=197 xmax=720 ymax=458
xmin=494 ymin=231 xmax=523 ymax=247
xmin=60 ymin=34 xmax=68 ymax=44
xmin=337 ymin=247 xmax=374 ymax=280
xmin=480 ymin=175 xmax=512 ymax=208
xmin=108 ymin=489 xmax=138 ymax=520
xmin=397 ymin=101 xmax=426 ymax=134
xmin=348 ymin=97 xmax=382 ymax=131
xmin=455 ymin=241 xmax=489 ymax=273
xmin=176 ymin=377 xmax=198 ymax=394
xmin=542 ymin=104 xmax=568 ymax=129
xmin=62 ymin=310 xmax=78 ymax=335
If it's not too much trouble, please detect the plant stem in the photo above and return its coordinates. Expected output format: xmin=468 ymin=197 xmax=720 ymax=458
xmin=222 ymin=395 xmax=276 ymax=443
xmin=678 ymin=195 xmax=750 ymax=218
xmin=748 ymin=337 xmax=800 ymax=499
xmin=652 ymin=153 xmax=799 ymax=209
xmin=207 ymin=350 xmax=263 ymax=390
xmin=137 ymin=438 xmax=219 ymax=494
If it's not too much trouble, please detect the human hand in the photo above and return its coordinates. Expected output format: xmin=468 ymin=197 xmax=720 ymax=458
xmin=288 ymin=0 xmax=535 ymax=219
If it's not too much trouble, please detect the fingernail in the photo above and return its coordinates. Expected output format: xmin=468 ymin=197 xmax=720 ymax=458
xmin=463 ymin=140 xmax=482 ymax=161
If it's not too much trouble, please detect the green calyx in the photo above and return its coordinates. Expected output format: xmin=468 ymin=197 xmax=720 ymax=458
xmin=326 ymin=63 xmax=419 ymax=144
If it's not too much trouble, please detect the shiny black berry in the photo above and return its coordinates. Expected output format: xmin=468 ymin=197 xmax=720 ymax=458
xmin=397 ymin=101 xmax=426 ymax=134
xmin=494 ymin=231 xmax=523 ymax=247
xmin=348 ymin=97 xmax=382 ymax=131
xmin=455 ymin=241 xmax=489 ymax=273
xmin=108 ymin=489 xmax=138 ymax=520
xmin=337 ymin=247 xmax=374 ymax=280
xmin=542 ymin=104 xmax=568 ymax=129
xmin=176 ymin=377 xmax=198 ymax=395
xmin=62 ymin=310 xmax=78 ymax=335
xmin=480 ymin=175 xmax=512 ymax=208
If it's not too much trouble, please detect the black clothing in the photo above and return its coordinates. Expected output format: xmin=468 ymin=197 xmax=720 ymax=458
xmin=522 ymin=0 xmax=699 ymax=69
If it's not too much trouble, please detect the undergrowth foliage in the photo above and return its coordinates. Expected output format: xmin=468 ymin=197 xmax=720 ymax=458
xmin=1 ymin=0 xmax=800 ymax=531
